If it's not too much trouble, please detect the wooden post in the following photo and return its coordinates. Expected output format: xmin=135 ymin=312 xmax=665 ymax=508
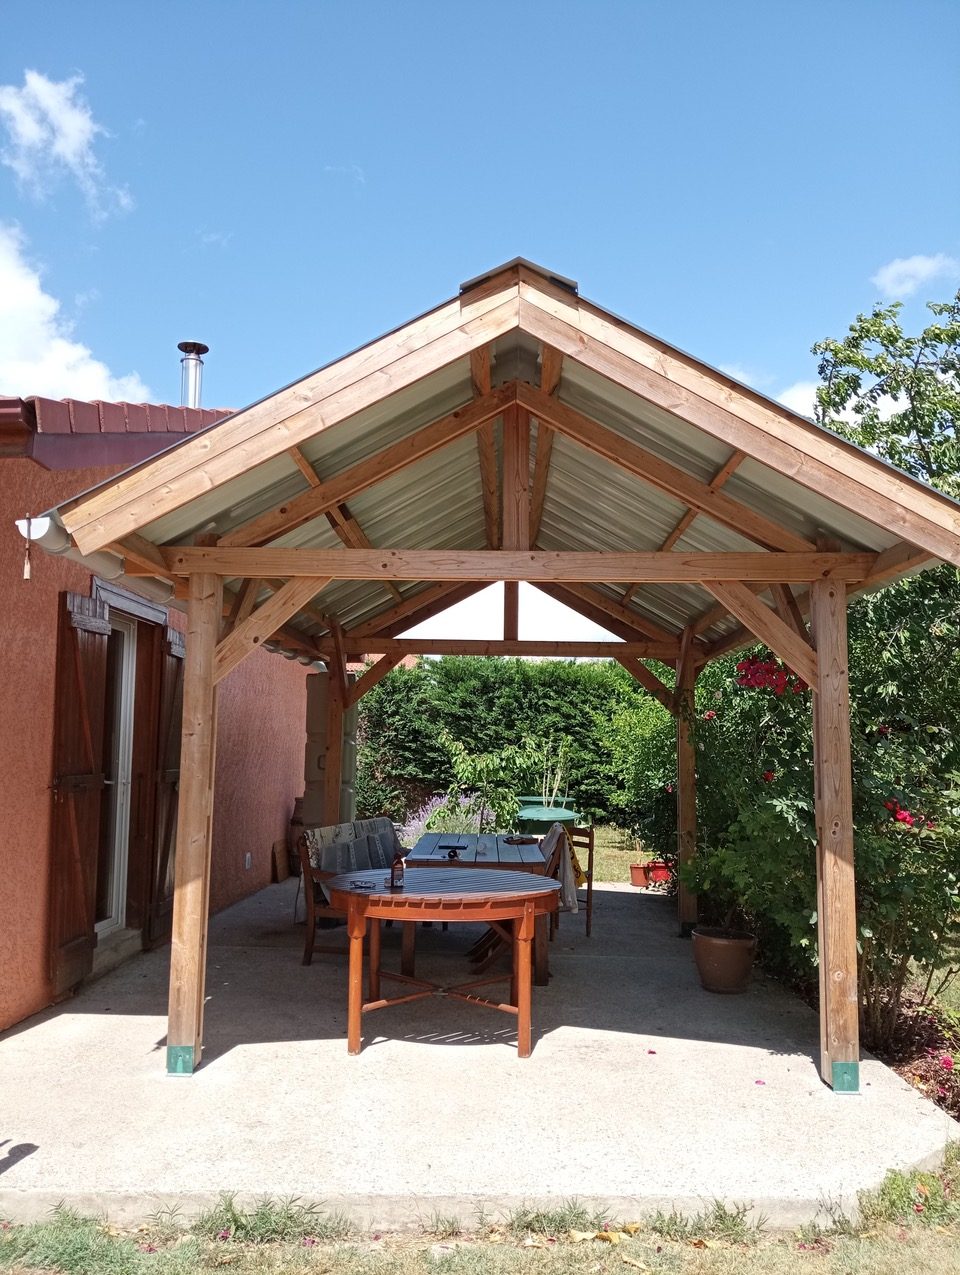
xmin=321 ymin=668 xmax=344 ymax=824
xmin=166 ymin=569 xmax=222 ymax=1075
xmin=810 ymin=575 xmax=860 ymax=1093
xmin=503 ymin=581 xmax=519 ymax=640
xmin=675 ymin=659 xmax=699 ymax=935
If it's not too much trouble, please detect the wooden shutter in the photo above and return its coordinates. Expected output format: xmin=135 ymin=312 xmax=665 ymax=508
xmin=146 ymin=626 xmax=184 ymax=946
xmin=49 ymin=593 xmax=109 ymax=994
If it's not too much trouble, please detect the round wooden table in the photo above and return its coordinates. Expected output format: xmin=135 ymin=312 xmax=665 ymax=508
xmin=326 ymin=868 xmax=560 ymax=1057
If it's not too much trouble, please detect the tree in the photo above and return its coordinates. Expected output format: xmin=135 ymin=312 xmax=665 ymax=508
xmin=813 ymin=290 xmax=960 ymax=496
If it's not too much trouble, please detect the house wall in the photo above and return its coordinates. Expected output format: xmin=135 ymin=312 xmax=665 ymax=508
xmin=0 ymin=458 xmax=308 ymax=1031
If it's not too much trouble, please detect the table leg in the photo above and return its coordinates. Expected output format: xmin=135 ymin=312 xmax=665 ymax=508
xmin=534 ymin=914 xmax=550 ymax=985
xmin=401 ymin=921 xmax=416 ymax=977
xmin=510 ymin=917 xmax=519 ymax=1006
xmin=368 ymin=918 xmax=381 ymax=1001
xmin=517 ymin=901 xmax=535 ymax=1058
xmin=347 ymin=901 xmax=367 ymax=1055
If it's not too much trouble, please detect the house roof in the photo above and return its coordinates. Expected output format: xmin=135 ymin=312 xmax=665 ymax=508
xmin=0 ymin=395 xmax=230 ymax=468
xmin=35 ymin=259 xmax=960 ymax=663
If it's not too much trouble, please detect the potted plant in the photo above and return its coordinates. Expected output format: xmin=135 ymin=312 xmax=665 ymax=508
xmin=629 ymin=861 xmax=650 ymax=887
xmin=680 ymin=845 xmax=757 ymax=993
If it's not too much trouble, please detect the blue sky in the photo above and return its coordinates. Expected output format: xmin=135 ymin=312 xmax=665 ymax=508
xmin=2 ymin=2 xmax=958 ymax=635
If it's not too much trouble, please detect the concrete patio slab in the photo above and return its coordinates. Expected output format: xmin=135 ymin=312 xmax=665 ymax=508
xmin=1 ymin=882 xmax=956 ymax=1229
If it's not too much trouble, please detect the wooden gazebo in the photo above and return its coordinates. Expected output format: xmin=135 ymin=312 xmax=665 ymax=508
xmin=46 ymin=260 xmax=960 ymax=1090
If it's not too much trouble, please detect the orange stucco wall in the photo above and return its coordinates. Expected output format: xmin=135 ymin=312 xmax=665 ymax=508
xmin=0 ymin=458 xmax=308 ymax=1031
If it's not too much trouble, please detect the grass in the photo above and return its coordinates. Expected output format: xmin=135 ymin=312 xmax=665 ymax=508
xmin=592 ymin=824 xmax=639 ymax=882
xmin=4 ymin=1160 xmax=960 ymax=1275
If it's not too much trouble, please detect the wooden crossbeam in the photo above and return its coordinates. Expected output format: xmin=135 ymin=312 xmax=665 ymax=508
xmin=160 ymin=548 xmax=876 ymax=583
xmin=213 ymin=577 xmax=331 ymax=684
xmin=330 ymin=638 xmax=679 ymax=660
xmin=702 ymin=580 xmax=817 ymax=686
xmin=218 ymin=384 xmax=516 ymax=549
xmin=612 ymin=654 xmax=677 ymax=713
xmin=519 ymin=383 xmax=816 ymax=554
xmin=345 ymin=654 xmax=404 ymax=707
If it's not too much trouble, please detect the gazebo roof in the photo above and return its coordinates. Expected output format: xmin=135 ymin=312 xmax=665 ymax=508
xmin=40 ymin=258 xmax=960 ymax=662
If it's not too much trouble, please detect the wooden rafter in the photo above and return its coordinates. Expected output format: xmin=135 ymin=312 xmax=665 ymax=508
xmin=517 ymin=270 xmax=960 ymax=566
xmin=347 ymin=581 xmax=489 ymax=640
xmin=529 ymin=581 xmax=675 ymax=646
xmin=64 ymin=280 xmax=522 ymax=555
xmin=519 ymin=384 xmax=816 ymax=554
xmin=220 ymin=384 xmax=516 ymax=549
xmin=769 ymin=582 xmax=807 ymax=638
xmin=158 ymin=548 xmax=876 ymax=583
xmin=544 ymin=580 xmax=683 ymax=646
xmin=623 ymin=450 xmax=746 ymax=602
xmin=225 ymin=577 xmax=263 ymax=634
xmin=213 ymin=577 xmax=331 ymax=684
xmin=702 ymin=580 xmax=817 ymax=686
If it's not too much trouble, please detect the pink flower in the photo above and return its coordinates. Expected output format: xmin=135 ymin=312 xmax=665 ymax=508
xmin=895 ymin=809 xmax=915 ymax=827
xmin=914 ymin=1203 xmax=925 ymax=1214
xmin=941 ymin=1055 xmax=954 ymax=1071
xmin=302 ymin=1237 xmax=317 ymax=1247
xmin=762 ymin=770 xmax=775 ymax=783
xmin=703 ymin=710 xmax=716 ymax=720
xmin=755 ymin=1079 xmax=766 ymax=1085
xmin=878 ymin=724 xmax=891 ymax=736
xmin=217 ymin=1229 xmax=231 ymax=1241
xmin=665 ymin=784 xmax=673 ymax=793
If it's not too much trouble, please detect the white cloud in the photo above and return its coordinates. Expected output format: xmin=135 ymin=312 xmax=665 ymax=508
xmin=718 ymin=362 xmax=771 ymax=389
xmin=0 ymin=223 xmax=150 ymax=400
xmin=777 ymin=381 xmax=818 ymax=419
xmin=871 ymin=253 xmax=960 ymax=299
xmin=0 ymin=70 xmax=131 ymax=217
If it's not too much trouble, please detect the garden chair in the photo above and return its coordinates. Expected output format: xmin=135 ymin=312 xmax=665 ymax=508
xmin=566 ymin=825 xmax=595 ymax=937
xmin=297 ymin=831 xmax=351 ymax=965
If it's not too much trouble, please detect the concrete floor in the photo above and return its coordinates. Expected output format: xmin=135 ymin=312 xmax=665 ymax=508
xmin=1 ymin=881 xmax=957 ymax=1229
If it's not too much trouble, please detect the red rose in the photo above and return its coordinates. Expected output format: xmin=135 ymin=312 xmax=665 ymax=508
xmin=762 ymin=770 xmax=775 ymax=782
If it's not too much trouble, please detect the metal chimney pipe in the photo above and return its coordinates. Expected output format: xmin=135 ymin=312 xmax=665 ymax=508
xmin=178 ymin=340 xmax=209 ymax=408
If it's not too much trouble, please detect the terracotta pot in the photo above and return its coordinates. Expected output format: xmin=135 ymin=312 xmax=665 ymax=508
xmin=647 ymin=860 xmax=672 ymax=884
xmin=692 ymin=926 xmax=757 ymax=994
xmin=629 ymin=862 xmax=650 ymax=887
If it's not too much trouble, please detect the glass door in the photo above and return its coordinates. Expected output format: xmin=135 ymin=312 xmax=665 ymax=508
xmin=95 ymin=615 xmax=137 ymax=936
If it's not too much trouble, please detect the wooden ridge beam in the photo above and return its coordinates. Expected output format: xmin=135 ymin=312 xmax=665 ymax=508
xmin=213 ymin=577 xmax=331 ymax=684
xmin=64 ymin=283 xmax=522 ymax=555
xmin=159 ymin=548 xmax=877 ymax=583
xmin=219 ymin=383 xmax=517 ymax=549
xmin=329 ymin=638 xmax=680 ymax=660
xmin=612 ymin=653 xmax=677 ymax=714
xmin=519 ymin=383 xmax=816 ymax=555
xmin=702 ymin=580 xmax=818 ymax=687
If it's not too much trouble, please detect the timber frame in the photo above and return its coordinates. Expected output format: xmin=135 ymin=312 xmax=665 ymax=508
xmin=42 ymin=259 xmax=960 ymax=1091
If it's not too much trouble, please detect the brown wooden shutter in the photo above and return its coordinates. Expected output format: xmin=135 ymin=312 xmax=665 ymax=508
xmin=48 ymin=592 xmax=109 ymax=994
xmin=146 ymin=626 xmax=184 ymax=946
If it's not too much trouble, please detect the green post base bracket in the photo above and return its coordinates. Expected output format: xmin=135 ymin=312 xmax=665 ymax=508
xmin=831 ymin=1061 xmax=860 ymax=1094
xmin=166 ymin=1045 xmax=196 ymax=1076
